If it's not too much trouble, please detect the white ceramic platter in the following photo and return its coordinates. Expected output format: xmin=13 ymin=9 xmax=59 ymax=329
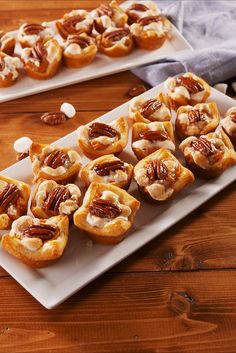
xmin=0 ymin=1 xmax=192 ymax=103
xmin=1 ymin=83 xmax=236 ymax=309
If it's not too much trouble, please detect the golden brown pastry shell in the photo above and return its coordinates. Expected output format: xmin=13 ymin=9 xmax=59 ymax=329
xmin=63 ymin=43 xmax=97 ymax=68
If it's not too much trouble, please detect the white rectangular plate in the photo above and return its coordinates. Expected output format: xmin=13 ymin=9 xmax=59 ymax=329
xmin=1 ymin=83 xmax=236 ymax=309
xmin=0 ymin=1 xmax=192 ymax=103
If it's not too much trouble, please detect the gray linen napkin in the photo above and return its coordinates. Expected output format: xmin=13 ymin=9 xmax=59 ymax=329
xmin=132 ymin=0 xmax=236 ymax=86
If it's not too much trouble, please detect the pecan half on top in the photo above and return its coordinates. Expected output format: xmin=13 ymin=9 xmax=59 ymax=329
xmin=89 ymin=198 xmax=121 ymax=219
xmin=176 ymin=76 xmax=204 ymax=94
xmin=31 ymin=40 xmax=47 ymax=62
xmin=88 ymin=122 xmax=119 ymax=139
xmin=103 ymin=28 xmax=130 ymax=45
xmin=126 ymin=3 xmax=149 ymax=23
xmin=0 ymin=184 xmax=20 ymax=211
xmin=137 ymin=15 xmax=163 ymax=27
xmin=187 ymin=109 xmax=206 ymax=124
xmin=44 ymin=186 xmax=71 ymax=212
xmin=94 ymin=160 xmax=125 ymax=176
xmin=43 ymin=150 xmax=70 ymax=169
xmin=97 ymin=4 xmax=113 ymax=17
xmin=22 ymin=224 xmax=57 ymax=240
xmin=191 ymin=137 xmax=215 ymax=156
xmin=230 ymin=112 xmax=236 ymax=123
xmin=22 ymin=23 xmax=45 ymax=36
xmin=63 ymin=15 xmax=86 ymax=33
xmin=140 ymin=98 xmax=162 ymax=118
xmin=41 ymin=112 xmax=67 ymax=126
xmin=0 ymin=57 xmax=5 ymax=71
xmin=139 ymin=130 xmax=169 ymax=141
xmin=66 ymin=34 xmax=93 ymax=48
xmin=146 ymin=159 xmax=168 ymax=182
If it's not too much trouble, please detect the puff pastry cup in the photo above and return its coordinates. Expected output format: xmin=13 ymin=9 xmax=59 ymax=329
xmin=175 ymin=102 xmax=220 ymax=141
xmin=29 ymin=142 xmax=82 ymax=184
xmin=130 ymin=15 xmax=171 ymax=50
xmin=0 ymin=175 xmax=30 ymax=230
xmin=31 ymin=180 xmax=81 ymax=219
xmin=73 ymin=182 xmax=140 ymax=245
xmin=91 ymin=1 xmax=128 ymax=35
xmin=165 ymin=72 xmax=211 ymax=110
xmin=221 ymin=107 xmax=236 ymax=148
xmin=129 ymin=93 xmax=171 ymax=123
xmin=132 ymin=121 xmax=175 ymax=160
xmin=17 ymin=23 xmax=54 ymax=48
xmin=80 ymin=154 xmax=133 ymax=190
xmin=0 ymin=31 xmax=15 ymax=56
xmin=134 ymin=148 xmax=194 ymax=202
xmin=97 ymin=27 xmax=133 ymax=57
xmin=125 ymin=1 xmax=160 ymax=24
xmin=56 ymin=9 xmax=93 ymax=39
xmin=0 ymin=52 xmax=21 ymax=87
xmin=21 ymin=38 xmax=62 ymax=80
xmin=77 ymin=117 xmax=129 ymax=159
xmin=1 ymin=215 xmax=69 ymax=268
xmin=179 ymin=130 xmax=236 ymax=178
xmin=62 ymin=33 xmax=97 ymax=68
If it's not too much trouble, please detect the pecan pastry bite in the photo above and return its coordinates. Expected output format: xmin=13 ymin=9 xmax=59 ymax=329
xmin=130 ymin=15 xmax=171 ymax=50
xmin=175 ymin=102 xmax=220 ymax=141
xmin=56 ymin=9 xmax=93 ymax=39
xmin=221 ymin=107 xmax=236 ymax=148
xmin=134 ymin=148 xmax=194 ymax=202
xmin=17 ymin=23 xmax=54 ymax=48
xmin=0 ymin=52 xmax=21 ymax=87
xmin=77 ymin=117 xmax=128 ymax=159
xmin=165 ymin=73 xmax=211 ymax=110
xmin=0 ymin=31 xmax=15 ymax=56
xmin=91 ymin=1 xmax=128 ymax=35
xmin=29 ymin=142 xmax=82 ymax=184
xmin=179 ymin=130 xmax=236 ymax=178
xmin=125 ymin=1 xmax=160 ymax=24
xmin=80 ymin=154 xmax=133 ymax=190
xmin=62 ymin=33 xmax=97 ymax=68
xmin=73 ymin=182 xmax=140 ymax=245
xmin=97 ymin=27 xmax=133 ymax=57
xmin=129 ymin=93 xmax=171 ymax=123
xmin=132 ymin=121 xmax=175 ymax=160
xmin=31 ymin=180 xmax=81 ymax=219
xmin=1 ymin=215 xmax=69 ymax=268
xmin=21 ymin=38 xmax=62 ymax=80
xmin=0 ymin=175 xmax=30 ymax=230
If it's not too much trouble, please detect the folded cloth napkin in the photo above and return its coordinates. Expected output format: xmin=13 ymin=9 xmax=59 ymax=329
xmin=132 ymin=0 xmax=236 ymax=86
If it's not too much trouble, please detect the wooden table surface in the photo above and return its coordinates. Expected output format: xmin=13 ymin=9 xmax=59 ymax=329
xmin=1 ymin=1 xmax=236 ymax=352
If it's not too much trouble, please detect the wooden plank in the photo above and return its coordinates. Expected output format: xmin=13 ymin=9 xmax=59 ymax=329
xmin=0 ymin=270 xmax=236 ymax=353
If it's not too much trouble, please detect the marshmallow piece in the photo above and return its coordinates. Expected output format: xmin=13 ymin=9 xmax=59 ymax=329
xmin=213 ymin=83 xmax=228 ymax=95
xmin=14 ymin=136 xmax=32 ymax=153
xmin=232 ymin=82 xmax=236 ymax=93
xmin=60 ymin=102 xmax=76 ymax=118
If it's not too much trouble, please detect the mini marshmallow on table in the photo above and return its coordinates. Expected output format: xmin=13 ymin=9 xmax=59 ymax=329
xmin=60 ymin=102 xmax=76 ymax=118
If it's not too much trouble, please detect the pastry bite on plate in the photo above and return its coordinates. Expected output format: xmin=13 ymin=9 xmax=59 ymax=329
xmin=29 ymin=142 xmax=82 ymax=184
xmin=0 ymin=31 xmax=15 ymax=56
xmin=91 ymin=1 xmax=128 ymax=35
xmin=179 ymin=130 xmax=236 ymax=178
xmin=73 ymin=182 xmax=140 ymax=245
xmin=221 ymin=107 xmax=236 ymax=148
xmin=80 ymin=154 xmax=133 ymax=190
xmin=17 ymin=23 xmax=54 ymax=48
xmin=134 ymin=148 xmax=194 ymax=202
xmin=77 ymin=117 xmax=128 ymax=159
xmin=130 ymin=15 xmax=171 ymax=50
xmin=129 ymin=93 xmax=171 ymax=123
xmin=56 ymin=9 xmax=93 ymax=39
xmin=0 ymin=52 xmax=21 ymax=87
xmin=0 ymin=175 xmax=30 ymax=230
xmin=132 ymin=121 xmax=175 ymax=160
xmin=175 ymin=102 xmax=220 ymax=141
xmin=97 ymin=27 xmax=133 ymax=57
xmin=31 ymin=180 xmax=81 ymax=219
xmin=1 ymin=215 xmax=69 ymax=268
xmin=165 ymin=72 xmax=211 ymax=110
xmin=125 ymin=1 xmax=160 ymax=24
xmin=62 ymin=33 xmax=97 ymax=68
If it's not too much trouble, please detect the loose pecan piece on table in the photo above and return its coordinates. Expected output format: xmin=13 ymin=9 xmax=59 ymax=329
xmin=128 ymin=85 xmax=147 ymax=97
xmin=44 ymin=186 xmax=71 ymax=212
xmin=187 ymin=109 xmax=206 ymax=123
xmin=89 ymin=198 xmax=121 ymax=219
xmin=176 ymin=76 xmax=204 ymax=94
xmin=41 ymin=112 xmax=67 ymax=126
xmin=22 ymin=23 xmax=45 ymax=35
xmin=43 ymin=150 xmax=70 ymax=169
xmin=191 ymin=137 xmax=215 ymax=156
xmin=22 ymin=224 xmax=56 ymax=240
xmin=94 ymin=160 xmax=125 ymax=176
xmin=139 ymin=130 xmax=168 ymax=141
xmin=88 ymin=122 xmax=118 ymax=138
xmin=140 ymin=98 xmax=162 ymax=117
xmin=0 ymin=184 xmax=20 ymax=211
